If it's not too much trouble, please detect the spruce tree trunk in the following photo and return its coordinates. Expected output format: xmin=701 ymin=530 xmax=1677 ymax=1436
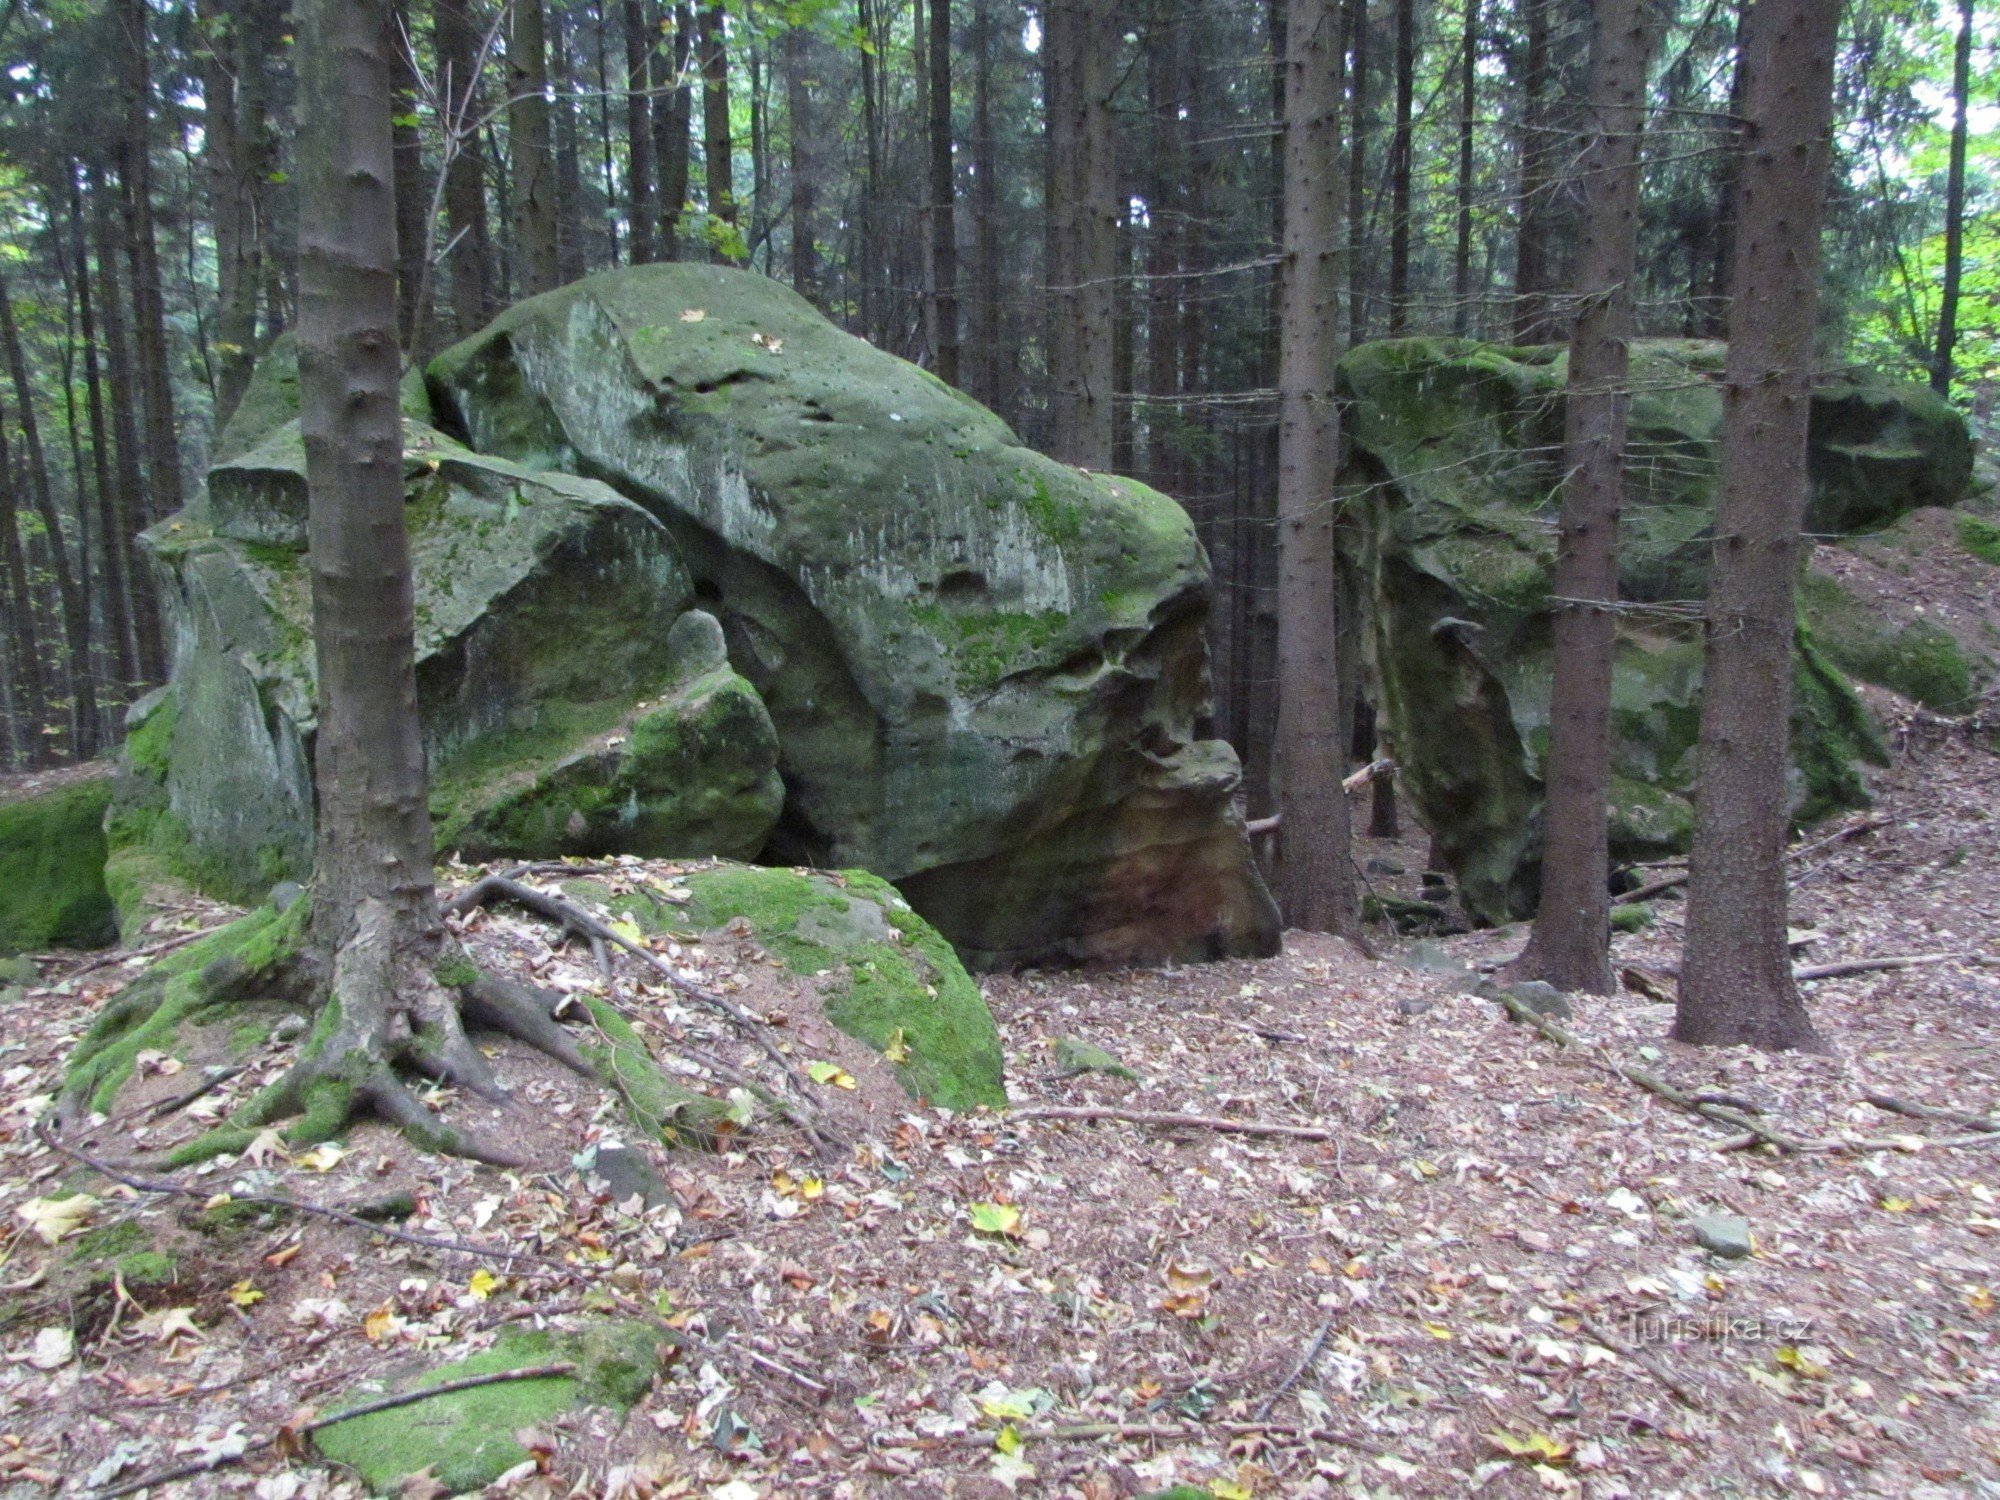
xmin=551 ymin=8 xmax=589 ymax=283
xmin=1933 ymin=0 xmax=1973 ymax=396
xmin=1512 ymin=0 xmax=1554 ymax=342
xmin=698 ymin=4 xmax=734 ymax=249
xmin=928 ymin=0 xmax=960 ymax=386
xmin=970 ymin=0 xmax=1003 ymax=415
xmin=1387 ymin=0 xmax=1414 ymax=333
xmin=1047 ymin=0 xmax=1117 ymax=471
xmin=509 ymin=0 xmax=561 ymax=296
xmin=656 ymin=5 xmax=694 ymax=258
xmin=70 ymin=174 xmax=140 ymax=691
xmin=624 ymin=0 xmax=658 ymax=264
xmin=0 ymin=268 xmax=101 ymax=759
xmin=1274 ymin=0 xmax=1356 ymax=935
xmin=1345 ymin=0 xmax=1369 ymax=345
xmin=204 ymin=0 xmax=273 ymax=428
xmin=1675 ymin=0 xmax=1840 ymax=1054
xmin=88 ymin=163 xmax=165 ymax=685
xmin=784 ymin=24 xmax=820 ymax=299
xmin=435 ymin=0 xmax=497 ymax=337
xmin=0 ymin=418 xmax=50 ymax=765
xmin=111 ymin=0 xmax=185 ymax=529
xmin=390 ymin=0 xmax=429 ymax=352
xmin=1510 ymin=0 xmax=1655 ymax=997
xmin=1451 ymin=0 xmax=1478 ymax=336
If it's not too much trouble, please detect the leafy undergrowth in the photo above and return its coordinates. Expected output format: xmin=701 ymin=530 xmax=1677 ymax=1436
xmin=1 ymin=734 xmax=1998 ymax=1499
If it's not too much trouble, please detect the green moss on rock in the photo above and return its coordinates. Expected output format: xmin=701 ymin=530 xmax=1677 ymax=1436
xmin=312 ymin=1323 xmax=671 ymax=1494
xmin=0 ymin=778 xmax=116 ymax=956
xmin=1800 ymin=569 xmax=1979 ymax=714
xmin=1957 ymin=513 xmax=2000 ymax=566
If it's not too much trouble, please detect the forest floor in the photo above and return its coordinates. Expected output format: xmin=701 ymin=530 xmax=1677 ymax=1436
xmin=2 ymin=724 xmax=1999 ymax=1500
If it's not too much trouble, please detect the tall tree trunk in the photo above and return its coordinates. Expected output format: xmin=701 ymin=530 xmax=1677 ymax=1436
xmin=1274 ymin=0 xmax=1356 ymax=935
xmin=698 ymin=4 xmax=735 ymax=250
xmin=204 ymin=0 xmax=274 ymax=427
xmin=1047 ymin=0 xmax=1117 ymax=471
xmin=1345 ymin=0 xmax=1368 ymax=345
xmin=784 ymin=25 xmax=820 ymax=299
xmin=509 ymin=0 xmax=560 ymax=296
xmin=1933 ymin=0 xmax=1973 ymax=396
xmin=1145 ymin=7 xmax=1184 ymax=485
xmin=552 ymin=7 xmax=589 ymax=283
xmin=624 ymin=0 xmax=658 ymax=264
xmin=1675 ymin=0 xmax=1841 ymax=1054
xmin=970 ymin=0 xmax=1002 ymax=413
xmin=436 ymin=0 xmax=498 ymax=337
xmin=1512 ymin=0 xmax=1554 ymax=342
xmin=0 ymin=411 xmax=51 ymax=765
xmin=70 ymin=173 xmax=139 ymax=691
xmin=748 ymin=40 xmax=768 ymax=266
xmin=0 ymin=267 xmax=102 ymax=758
xmin=658 ymin=3 xmax=694 ymax=257
xmin=1451 ymin=0 xmax=1478 ymax=335
xmin=860 ymin=0 xmax=884 ymax=336
xmin=1510 ymin=0 xmax=1655 ymax=996
xmin=928 ymin=0 xmax=960 ymax=386
xmin=1386 ymin=0 xmax=1414 ymax=332
xmin=89 ymin=163 xmax=165 ymax=684
xmin=111 ymin=0 xmax=184 ymax=530
xmin=390 ymin=0 xmax=429 ymax=351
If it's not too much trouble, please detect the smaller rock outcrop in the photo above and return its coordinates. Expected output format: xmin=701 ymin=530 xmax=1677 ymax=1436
xmin=1340 ymin=338 xmax=1968 ymax=923
xmin=0 ymin=776 xmax=116 ymax=955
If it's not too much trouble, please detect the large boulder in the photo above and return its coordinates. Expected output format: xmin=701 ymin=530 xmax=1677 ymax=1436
xmin=114 ymin=345 xmax=782 ymax=911
xmin=1340 ymin=338 xmax=1966 ymax=923
xmin=427 ymin=263 xmax=1277 ymax=968
xmin=0 ymin=776 xmax=116 ymax=955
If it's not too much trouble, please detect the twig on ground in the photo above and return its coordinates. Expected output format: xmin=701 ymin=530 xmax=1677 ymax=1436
xmin=1012 ymin=1104 xmax=1338 ymax=1142
xmin=1561 ymin=1306 xmax=1704 ymax=1410
xmin=739 ymin=1344 xmax=832 ymax=1399
xmin=922 ymin=1418 xmax=1393 ymax=1456
xmin=1793 ymin=952 xmax=1977 ymax=982
xmin=64 ymin=924 xmax=234 ymax=978
xmin=1254 ymin=1313 xmax=1336 ymax=1421
xmin=37 ymin=1120 xmax=589 ymax=1278
xmin=91 ymin=1363 xmax=577 ymax=1500
xmin=1864 ymin=1092 xmax=2000 ymax=1133
xmin=1622 ymin=815 xmax=1890 ymax=905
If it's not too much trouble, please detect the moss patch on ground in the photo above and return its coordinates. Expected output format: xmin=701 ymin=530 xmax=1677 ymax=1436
xmin=578 ymin=862 xmax=1006 ymax=1111
xmin=0 ymin=777 xmax=116 ymax=955
xmin=311 ymin=1322 xmax=669 ymax=1494
xmin=1801 ymin=569 xmax=1981 ymax=714
xmin=63 ymin=1218 xmax=179 ymax=1290
xmin=1960 ymin=513 xmax=2000 ymax=566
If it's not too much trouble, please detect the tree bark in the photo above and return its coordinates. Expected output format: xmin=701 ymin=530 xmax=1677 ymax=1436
xmin=88 ymin=162 xmax=165 ymax=685
xmin=0 ymin=265 xmax=101 ymax=758
xmin=203 ymin=0 xmax=274 ymax=428
xmin=698 ymin=4 xmax=734 ymax=251
xmin=390 ymin=0 xmax=429 ymax=352
xmin=509 ymin=0 xmax=560 ymax=297
xmin=784 ymin=24 xmax=820 ymax=299
xmin=928 ymin=0 xmax=960 ymax=385
xmin=1510 ymin=0 xmax=1655 ymax=997
xmin=1512 ymin=0 xmax=1555 ymax=342
xmin=0 ymin=410 xmax=50 ymax=765
xmin=551 ymin=6 xmax=589 ymax=283
xmin=658 ymin=3 xmax=694 ymax=257
xmin=300 ymin=0 xmax=435 ymax=938
xmin=1451 ymin=0 xmax=1478 ymax=334
xmin=1047 ymin=0 xmax=1118 ymax=471
xmin=1386 ymin=0 xmax=1414 ymax=333
xmin=1933 ymin=0 xmax=1973 ymax=396
xmin=111 ymin=0 xmax=184 ymax=530
xmin=70 ymin=172 xmax=139 ymax=691
xmin=1274 ymin=0 xmax=1356 ymax=935
xmin=970 ymin=0 xmax=1003 ymax=414
xmin=434 ymin=0 xmax=497 ymax=338
xmin=623 ymin=0 xmax=657 ymax=265
xmin=1344 ymin=0 xmax=1368 ymax=345
xmin=1675 ymin=0 xmax=1840 ymax=1054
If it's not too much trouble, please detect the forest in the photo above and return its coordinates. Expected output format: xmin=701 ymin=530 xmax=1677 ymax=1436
xmin=0 ymin=0 xmax=1997 ymax=1495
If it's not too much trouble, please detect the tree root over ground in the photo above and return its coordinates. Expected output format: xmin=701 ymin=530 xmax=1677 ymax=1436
xmin=55 ymin=870 xmax=838 ymax=1169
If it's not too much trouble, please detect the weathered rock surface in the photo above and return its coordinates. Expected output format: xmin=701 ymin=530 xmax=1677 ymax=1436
xmin=427 ymin=262 xmax=1277 ymax=967
xmin=1340 ymin=338 xmax=1967 ymax=923
xmin=0 ymin=776 xmax=116 ymax=955
xmin=114 ymin=343 xmax=782 ymax=911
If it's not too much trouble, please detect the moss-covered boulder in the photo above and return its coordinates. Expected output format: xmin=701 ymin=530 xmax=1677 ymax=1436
xmin=113 ymin=346 xmax=782 ymax=909
xmin=311 ymin=1322 xmax=670 ymax=1495
xmin=1340 ymin=339 xmax=1963 ymax=923
xmin=427 ymin=262 xmax=1277 ymax=969
xmin=572 ymin=860 xmax=1007 ymax=1110
xmin=0 ymin=776 xmax=117 ymax=955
